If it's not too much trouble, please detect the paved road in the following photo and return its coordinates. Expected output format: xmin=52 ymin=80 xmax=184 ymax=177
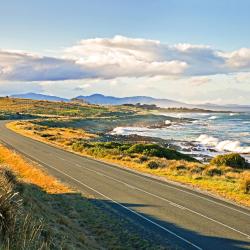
xmin=0 ymin=121 xmax=250 ymax=249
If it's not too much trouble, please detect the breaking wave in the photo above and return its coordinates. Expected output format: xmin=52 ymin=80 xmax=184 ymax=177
xmin=111 ymin=127 xmax=148 ymax=135
xmin=165 ymin=120 xmax=172 ymax=125
xmin=208 ymin=115 xmax=218 ymax=120
xmin=196 ymin=134 xmax=250 ymax=154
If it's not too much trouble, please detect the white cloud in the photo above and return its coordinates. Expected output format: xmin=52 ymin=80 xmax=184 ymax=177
xmin=224 ymin=48 xmax=250 ymax=69
xmin=0 ymin=50 xmax=93 ymax=81
xmin=0 ymin=36 xmax=250 ymax=82
xmin=188 ymin=76 xmax=211 ymax=86
xmin=64 ymin=35 xmax=250 ymax=78
xmin=234 ymin=72 xmax=250 ymax=82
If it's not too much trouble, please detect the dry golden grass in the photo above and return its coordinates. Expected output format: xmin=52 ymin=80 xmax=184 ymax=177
xmin=7 ymin=121 xmax=96 ymax=150
xmin=0 ymin=144 xmax=71 ymax=194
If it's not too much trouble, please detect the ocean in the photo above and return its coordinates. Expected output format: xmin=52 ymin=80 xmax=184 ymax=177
xmin=111 ymin=112 xmax=250 ymax=161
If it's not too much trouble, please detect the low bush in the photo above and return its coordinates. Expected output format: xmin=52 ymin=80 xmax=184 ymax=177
xmin=190 ymin=165 xmax=205 ymax=174
xmin=241 ymin=179 xmax=250 ymax=194
xmin=147 ymin=161 xmax=160 ymax=169
xmin=127 ymin=143 xmax=197 ymax=162
xmin=240 ymin=173 xmax=250 ymax=194
xmin=204 ymin=166 xmax=222 ymax=176
xmin=176 ymin=165 xmax=187 ymax=171
xmin=138 ymin=155 xmax=149 ymax=163
xmin=72 ymin=141 xmax=92 ymax=152
xmin=40 ymin=133 xmax=53 ymax=138
xmin=210 ymin=153 xmax=248 ymax=169
xmin=72 ymin=142 xmax=82 ymax=152
xmin=93 ymin=141 xmax=122 ymax=149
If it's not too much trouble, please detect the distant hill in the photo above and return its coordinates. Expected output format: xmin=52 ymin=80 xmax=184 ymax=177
xmin=76 ymin=94 xmax=186 ymax=107
xmin=11 ymin=93 xmax=68 ymax=102
xmin=9 ymin=92 xmax=250 ymax=111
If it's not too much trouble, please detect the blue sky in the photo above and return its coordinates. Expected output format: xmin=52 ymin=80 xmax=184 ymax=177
xmin=0 ymin=0 xmax=250 ymax=104
xmin=1 ymin=0 xmax=250 ymax=51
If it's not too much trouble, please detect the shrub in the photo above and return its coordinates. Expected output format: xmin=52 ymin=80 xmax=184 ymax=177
xmin=190 ymin=165 xmax=205 ymax=174
xmin=203 ymin=166 xmax=222 ymax=176
xmin=176 ymin=165 xmax=187 ymax=171
xmin=0 ymin=168 xmax=17 ymax=184
xmin=127 ymin=143 xmax=197 ymax=162
xmin=138 ymin=155 xmax=149 ymax=163
xmin=147 ymin=161 xmax=160 ymax=169
xmin=240 ymin=173 xmax=250 ymax=194
xmin=241 ymin=178 xmax=250 ymax=194
xmin=210 ymin=153 xmax=248 ymax=169
xmin=72 ymin=141 xmax=92 ymax=152
xmin=40 ymin=133 xmax=53 ymax=138
xmin=93 ymin=141 xmax=122 ymax=149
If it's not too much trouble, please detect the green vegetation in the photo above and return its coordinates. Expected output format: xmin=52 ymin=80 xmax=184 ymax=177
xmin=147 ymin=160 xmax=161 ymax=169
xmin=210 ymin=153 xmax=249 ymax=169
xmin=72 ymin=141 xmax=197 ymax=162
xmin=126 ymin=143 xmax=197 ymax=162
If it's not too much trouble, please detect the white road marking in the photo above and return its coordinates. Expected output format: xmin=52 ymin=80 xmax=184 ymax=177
xmin=15 ymin=149 xmax=203 ymax=250
xmin=70 ymin=162 xmax=250 ymax=239
xmin=72 ymin=153 xmax=250 ymax=217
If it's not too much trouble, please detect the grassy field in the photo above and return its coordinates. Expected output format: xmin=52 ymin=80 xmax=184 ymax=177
xmin=0 ymin=144 xmax=172 ymax=249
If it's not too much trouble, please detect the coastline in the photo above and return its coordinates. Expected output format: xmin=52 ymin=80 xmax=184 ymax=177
xmin=7 ymin=120 xmax=250 ymax=207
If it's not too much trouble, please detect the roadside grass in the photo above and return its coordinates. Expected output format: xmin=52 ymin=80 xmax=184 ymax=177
xmin=0 ymin=144 xmax=171 ymax=249
xmin=8 ymin=121 xmax=250 ymax=207
xmin=0 ymin=168 xmax=51 ymax=250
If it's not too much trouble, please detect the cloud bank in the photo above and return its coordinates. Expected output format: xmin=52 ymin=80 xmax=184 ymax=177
xmin=0 ymin=36 xmax=250 ymax=81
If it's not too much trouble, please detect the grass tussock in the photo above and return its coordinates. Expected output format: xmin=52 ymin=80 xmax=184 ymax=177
xmin=210 ymin=153 xmax=249 ymax=169
xmin=0 ymin=144 xmax=71 ymax=194
xmin=0 ymin=168 xmax=50 ymax=250
xmin=240 ymin=172 xmax=250 ymax=194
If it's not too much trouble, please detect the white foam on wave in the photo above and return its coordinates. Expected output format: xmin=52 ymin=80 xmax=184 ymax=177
xmin=208 ymin=115 xmax=218 ymax=120
xmin=196 ymin=134 xmax=250 ymax=153
xmin=160 ymin=113 xmax=183 ymax=118
xmin=111 ymin=126 xmax=151 ymax=135
xmin=165 ymin=120 xmax=172 ymax=125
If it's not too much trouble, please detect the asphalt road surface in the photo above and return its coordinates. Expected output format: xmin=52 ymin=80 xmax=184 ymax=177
xmin=0 ymin=121 xmax=250 ymax=249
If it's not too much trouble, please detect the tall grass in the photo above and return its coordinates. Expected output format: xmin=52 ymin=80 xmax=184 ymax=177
xmin=0 ymin=168 xmax=50 ymax=249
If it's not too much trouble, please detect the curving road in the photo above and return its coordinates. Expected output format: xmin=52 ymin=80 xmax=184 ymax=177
xmin=0 ymin=121 xmax=250 ymax=249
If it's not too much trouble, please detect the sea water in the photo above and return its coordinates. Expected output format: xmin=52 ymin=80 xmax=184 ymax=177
xmin=111 ymin=112 xmax=250 ymax=161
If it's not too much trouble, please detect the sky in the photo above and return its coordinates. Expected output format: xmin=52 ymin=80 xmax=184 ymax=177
xmin=0 ymin=0 xmax=250 ymax=104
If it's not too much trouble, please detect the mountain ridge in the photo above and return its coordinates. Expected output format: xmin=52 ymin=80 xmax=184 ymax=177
xmin=11 ymin=92 xmax=68 ymax=102
xmin=9 ymin=92 xmax=250 ymax=111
